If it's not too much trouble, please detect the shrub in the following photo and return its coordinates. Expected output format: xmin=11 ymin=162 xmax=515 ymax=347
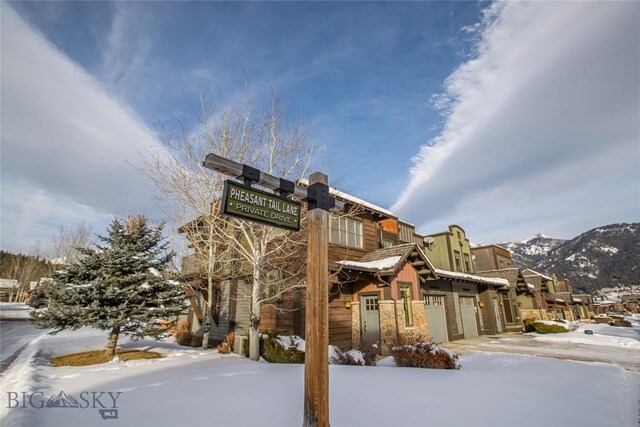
xmin=330 ymin=346 xmax=364 ymax=366
xmin=242 ymin=333 xmax=250 ymax=357
xmin=174 ymin=322 xmax=203 ymax=347
xmin=261 ymin=334 xmax=305 ymax=364
xmin=174 ymin=330 xmax=203 ymax=347
xmin=217 ymin=331 xmax=235 ymax=354
xmin=361 ymin=343 xmax=379 ymax=367
xmin=391 ymin=342 xmax=459 ymax=369
xmin=523 ymin=318 xmax=537 ymax=333
xmin=532 ymin=322 xmax=569 ymax=334
xmin=611 ymin=319 xmax=632 ymax=327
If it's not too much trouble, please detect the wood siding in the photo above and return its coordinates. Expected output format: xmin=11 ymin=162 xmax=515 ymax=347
xmin=390 ymin=263 xmax=420 ymax=301
xmin=328 ymin=285 xmax=354 ymax=346
xmin=328 ymin=214 xmax=378 ymax=265
xmin=260 ymin=289 xmax=305 ymax=337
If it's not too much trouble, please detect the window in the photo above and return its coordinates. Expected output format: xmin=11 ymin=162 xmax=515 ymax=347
xmin=463 ymin=254 xmax=471 ymax=272
xmin=399 ymin=284 xmax=413 ymax=326
xmin=454 ymin=250 xmax=462 ymax=272
xmin=329 ymin=215 xmax=363 ymax=249
xmin=382 ymin=240 xmax=393 ymax=248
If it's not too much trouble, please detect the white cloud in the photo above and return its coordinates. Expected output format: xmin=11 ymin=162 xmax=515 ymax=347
xmin=1 ymin=4 xmax=165 ymax=252
xmin=392 ymin=2 xmax=640 ymax=243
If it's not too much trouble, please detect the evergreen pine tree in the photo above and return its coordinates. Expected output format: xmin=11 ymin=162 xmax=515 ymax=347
xmin=30 ymin=216 xmax=186 ymax=356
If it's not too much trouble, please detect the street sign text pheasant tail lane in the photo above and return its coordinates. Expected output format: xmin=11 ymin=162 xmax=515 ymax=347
xmin=221 ymin=180 xmax=301 ymax=231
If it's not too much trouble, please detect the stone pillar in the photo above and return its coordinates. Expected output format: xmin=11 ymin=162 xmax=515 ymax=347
xmin=378 ymin=300 xmax=398 ymax=355
xmin=351 ymin=302 xmax=361 ymax=349
xmin=411 ymin=301 xmax=431 ymax=341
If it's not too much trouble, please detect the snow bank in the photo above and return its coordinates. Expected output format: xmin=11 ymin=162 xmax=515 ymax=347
xmin=1 ymin=326 xmax=638 ymax=427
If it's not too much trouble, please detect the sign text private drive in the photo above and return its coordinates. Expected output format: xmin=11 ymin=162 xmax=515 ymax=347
xmin=221 ymin=180 xmax=301 ymax=231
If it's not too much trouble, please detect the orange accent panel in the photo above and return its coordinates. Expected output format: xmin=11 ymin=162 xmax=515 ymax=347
xmin=379 ymin=219 xmax=398 ymax=233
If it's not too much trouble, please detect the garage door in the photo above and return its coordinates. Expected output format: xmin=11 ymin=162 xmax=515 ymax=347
xmin=459 ymin=296 xmax=478 ymax=338
xmin=424 ymin=295 xmax=449 ymax=343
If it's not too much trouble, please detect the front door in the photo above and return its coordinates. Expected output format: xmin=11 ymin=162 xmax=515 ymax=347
xmin=360 ymin=294 xmax=380 ymax=346
xmin=459 ymin=296 xmax=479 ymax=339
xmin=424 ymin=295 xmax=449 ymax=343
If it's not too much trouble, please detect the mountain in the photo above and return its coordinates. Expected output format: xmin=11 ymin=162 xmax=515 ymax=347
xmin=498 ymin=223 xmax=640 ymax=293
xmin=499 ymin=234 xmax=567 ymax=266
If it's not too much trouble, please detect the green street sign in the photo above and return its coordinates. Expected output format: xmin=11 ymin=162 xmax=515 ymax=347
xmin=221 ymin=180 xmax=301 ymax=231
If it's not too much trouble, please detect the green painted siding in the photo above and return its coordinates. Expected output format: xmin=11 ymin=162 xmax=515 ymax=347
xmin=424 ymin=225 xmax=475 ymax=273
xmin=517 ymin=293 xmax=536 ymax=310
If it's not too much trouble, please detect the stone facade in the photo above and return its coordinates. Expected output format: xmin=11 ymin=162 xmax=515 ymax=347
xmin=351 ymin=301 xmax=361 ymax=348
xmin=520 ymin=308 xmax=550 ymax=322
xmin=351 ymin=300 xmax=431 ymax=355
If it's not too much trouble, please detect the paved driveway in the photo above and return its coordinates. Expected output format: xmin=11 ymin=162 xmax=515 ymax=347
xmin=443 ymin=332 xmax=640 ymax=372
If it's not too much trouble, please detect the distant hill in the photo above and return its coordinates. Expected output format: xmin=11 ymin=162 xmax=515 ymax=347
xmin=497 ymin=223 xmax=640 ymax=293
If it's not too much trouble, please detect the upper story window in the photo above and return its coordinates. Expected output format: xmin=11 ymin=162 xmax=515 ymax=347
xmin=382 ymin=240 xmax=393 ymax=248
xmin=463 ymin=253 xmax=471 ymax=272
xmin=330 ymin=216 xmax=363 ymax=249
xmin=454 ymin=250 xmax=462 ymax=272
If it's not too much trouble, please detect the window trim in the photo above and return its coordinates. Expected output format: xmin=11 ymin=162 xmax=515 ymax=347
xmin=329 ymin=215 xmax=364 ymax=249
xmin=398 ymin=282 xmax=413 ymax=326
xmin=463 ymin=253 xmax=471 ymax=272
xmin=454 ymin=250 xmax=462 ymax=272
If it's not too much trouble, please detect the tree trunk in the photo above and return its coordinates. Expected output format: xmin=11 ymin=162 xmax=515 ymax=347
xmin=105 ymin=325 xmax=121 ymax=357
xmin=202 ymin=279 xmax=214 ymax=349
xmin=249 ymin=265 xmax=262 ymax=361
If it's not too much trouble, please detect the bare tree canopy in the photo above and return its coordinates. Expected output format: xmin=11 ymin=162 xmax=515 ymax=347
xmin=141 ymin=87 xmax=319 ymax=357
xmin=47 ymin=222 xmax=92 ymax=265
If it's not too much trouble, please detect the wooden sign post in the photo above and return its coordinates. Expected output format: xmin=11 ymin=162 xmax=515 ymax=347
xmin=303 ymin=172 xmax=330 ymax=427
xmin=202 ymin=154 xmax=334 ymax=427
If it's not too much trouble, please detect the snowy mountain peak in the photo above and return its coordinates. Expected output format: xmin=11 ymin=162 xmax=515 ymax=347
xmin=495 ymin=222 xmax=639 ymax=292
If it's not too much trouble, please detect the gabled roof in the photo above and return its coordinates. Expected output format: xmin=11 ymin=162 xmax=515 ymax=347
xmin=474 ymin=268 xmax=531 ymax=292
xmin=522 ymin=268 xmax=553 ymax=281
xmin=337 ymin=243 xmax=438 ymax=279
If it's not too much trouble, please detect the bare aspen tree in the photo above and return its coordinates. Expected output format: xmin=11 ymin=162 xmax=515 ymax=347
xmin=47 ymin=223 xmax=92 ymax=265
xmin=141 ymin=88 xmax=315 ymax=356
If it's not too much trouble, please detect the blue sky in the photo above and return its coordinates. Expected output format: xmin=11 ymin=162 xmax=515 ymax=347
xmin=1 ymin=1 xmax=639 ymax=254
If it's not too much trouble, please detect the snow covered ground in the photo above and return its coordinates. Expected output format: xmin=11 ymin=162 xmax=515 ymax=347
xmin=528 ymin=321 xmax=640 ymax=348
xmin=1 ymin=326 xmax=638 ymax=427
xmin=0 ymin=303 xmax=32 ymax=320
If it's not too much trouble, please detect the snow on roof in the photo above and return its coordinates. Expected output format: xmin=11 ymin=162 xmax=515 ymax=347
xmin=523 ymin=269 xmax=553 ymax=281
xmin=337 ymin=256 xmax=402 ymax=272
xmin=0 ymin=279 xmax=19 ymax=288
xmin=555 ymin=298 xmax=565 ymax=303
xmin=434 ymin=269 xmax=510 ymax=287
xmin=298 ymin=178 xmax=396 ymax=218
xmin=594 ymin=300 xmax=616 ymax=305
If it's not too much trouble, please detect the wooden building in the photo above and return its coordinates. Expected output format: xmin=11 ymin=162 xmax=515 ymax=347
xmin=334 ymin=243 xmax=438 ymax=353
xmin=474 ymin=268 xmax=538 ymax=331
xmin=471 ymin=244 xmax=513 ymax=271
